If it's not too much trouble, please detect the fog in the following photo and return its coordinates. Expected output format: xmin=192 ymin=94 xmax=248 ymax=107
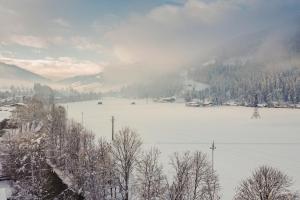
xmin=0 ymin=0 xmax=300 ymax=89
xmin=102 ymin=0 xmax=300 ymax=85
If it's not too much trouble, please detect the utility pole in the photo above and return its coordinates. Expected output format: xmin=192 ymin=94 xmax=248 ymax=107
xmin=251 ymin=93 xmax=261 ymax=119
xmin=81 ymin=112 xmax=84 ymax=125
xmin=111 ymin=116 xmax=115 ymax=141
xmin=210 ymin=141 xmax=216 ymax=171
xmin=251 ymin=107 xmax=261 ymax=119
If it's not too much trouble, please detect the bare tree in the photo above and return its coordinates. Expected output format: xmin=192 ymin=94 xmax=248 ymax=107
xmin=189 ymin=151 xmax=220 ymax=200
xmin=61 ymin=121 xmax=83 ymax=181
xmin=168 ymin=152 xmax=193 ymax=200
xmin=97 ymin=138 xmax=117 ymax=199
xmin=47 ymin=104 xmax=67 ymax=166
xmin=12 ymin=98 xmax=47 ymax=132
xmin=83 ymin=138 xmax=118 ymax=200
xmin=111 ymin=127 xmax=142 ymax=200
xmin=2 ymin=131 xmax=50 ymax=199
xmin=136 ymin=147 xmax=167 ymax=200
xmin=234 ymin=166 xmax=299 ymax=200
xmin=168 ymin=151 xmax=220 ymax=200
xmin=202 ymin=168 xmax=220 ymax=200
xmin=189 ymin=151 xmax=209 ymax=200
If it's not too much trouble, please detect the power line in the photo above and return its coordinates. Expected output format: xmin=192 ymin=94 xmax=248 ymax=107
xmin=145 ymin=142 xmax=300 ymax=145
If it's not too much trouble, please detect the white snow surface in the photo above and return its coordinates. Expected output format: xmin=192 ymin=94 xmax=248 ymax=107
xmin=64 ymin=98 xmax=300 ymax=200
xmin=0 ymin=181 xmax=11 ymax=199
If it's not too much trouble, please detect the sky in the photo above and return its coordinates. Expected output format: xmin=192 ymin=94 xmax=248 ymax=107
xmin=0 ymin=0 xmax=299 ymax=80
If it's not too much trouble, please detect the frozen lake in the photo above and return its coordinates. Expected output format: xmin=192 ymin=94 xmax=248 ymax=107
xmin=64 ymin=98 xmax=300 ymax=200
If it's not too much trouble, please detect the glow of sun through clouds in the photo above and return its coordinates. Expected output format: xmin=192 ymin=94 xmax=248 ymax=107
xmin=0 ymin=56 xmax=105 ymax=80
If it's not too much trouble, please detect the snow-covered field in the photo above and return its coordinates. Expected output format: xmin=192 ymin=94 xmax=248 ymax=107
xmin=0 ymin=107 xmax=11 ymax=120
xmin=0 ymin=181 xmax=12 ymax=199
xmin=65 ymin=98 xmax=300 ymax=199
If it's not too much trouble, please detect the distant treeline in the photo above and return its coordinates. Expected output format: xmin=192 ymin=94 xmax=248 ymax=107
xmin=118 ymin=73 xmax=183 ymax=98
xmin=116 ymin=64 xmax=300 ymax=106
xmin=189 ymin=64 xmax=300 ymax=106
xmin=0 ymin=83 xmax=101 ymax=106
xmin=33 ymin=83 xmax=101 ymax=104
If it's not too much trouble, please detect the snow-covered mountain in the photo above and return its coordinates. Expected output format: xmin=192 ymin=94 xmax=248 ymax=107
xmin=0 ymin=62 xmax=49 ymax=86
xmin=57 ymin=73 xmax=103 ymax=91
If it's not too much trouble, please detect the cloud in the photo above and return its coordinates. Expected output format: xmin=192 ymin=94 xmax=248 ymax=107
xmin=52 ymin=18 xmax=71 ymax=28
xmin=102 ymin=0 xmax=300 ymax=82
xmin=70 ymin=36 xmax=102 ymax=52
xmin=104 ymin=0 xmax=245 ymax=74
xmin=5 ymin=35 xmax=68 ymax=49
xmin=0 ymin=51 xmax=15 ymax=58
xmin=0 ymin=56 xmax=105 ymax=80
xmin=0 ymin=4 xmax=17 ymax=15
xmin=148 ymin=0 xmax=240 ymax=25
xmin=1 ymin=0 xmax=300 ymax=85
xmin=4 ymin=34 xmax=102 ymax=53
xmin=9 ymin=35 xmax=49 ymax=48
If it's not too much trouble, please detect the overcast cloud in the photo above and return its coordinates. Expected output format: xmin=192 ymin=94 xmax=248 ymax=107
xmin=0 ymin=0 xmax=299 ymax=81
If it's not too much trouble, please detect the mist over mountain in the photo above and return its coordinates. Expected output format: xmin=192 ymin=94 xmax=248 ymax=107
xmin=1 ymin=1 xmax=300 ymax=97
xmin=0 ymin=62 xmax=50 ymax=87
xmin=184 ymin=22 xmax=300 ymax=105
xmin=57 ymin=73 xmax=104 ymax=92
xmin=117 ymin=19 xmax=300 ymax=102
xmin=202 ymin=20 xmax=299 ymax=72
xmin=1 ymin=20 xmax=299 ymax=98
xmin=0 ymin=62 xmax=105 ymax=91
xmin=58 ymin=73 xmax=102 ymax=85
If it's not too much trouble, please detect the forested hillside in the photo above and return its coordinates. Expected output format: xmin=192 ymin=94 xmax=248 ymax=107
xmin=189 ymin=63 xmax=300 ymax=106
xmin=186 ymin=22 xmax=300 ymax=106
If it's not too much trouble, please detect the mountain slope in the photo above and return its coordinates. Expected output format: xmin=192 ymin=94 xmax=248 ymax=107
xmin=0 ymin=62 xmax=49 ymax=83
xmin=186 ymin=24 xmax=300 ymax=105
xmin=58 ymin=73 xmax=102 ymax=85
xmin=57 ymin=73 xmax=103 ymax=91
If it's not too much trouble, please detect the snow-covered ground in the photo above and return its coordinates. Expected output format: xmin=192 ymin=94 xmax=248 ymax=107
xmin=0 ymin=181 xmax=12 ymax=199
xmin=0 ymin=107 xmax=12 ymax=119
xmin=65 ymin=98 xmax=300 ymax=200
